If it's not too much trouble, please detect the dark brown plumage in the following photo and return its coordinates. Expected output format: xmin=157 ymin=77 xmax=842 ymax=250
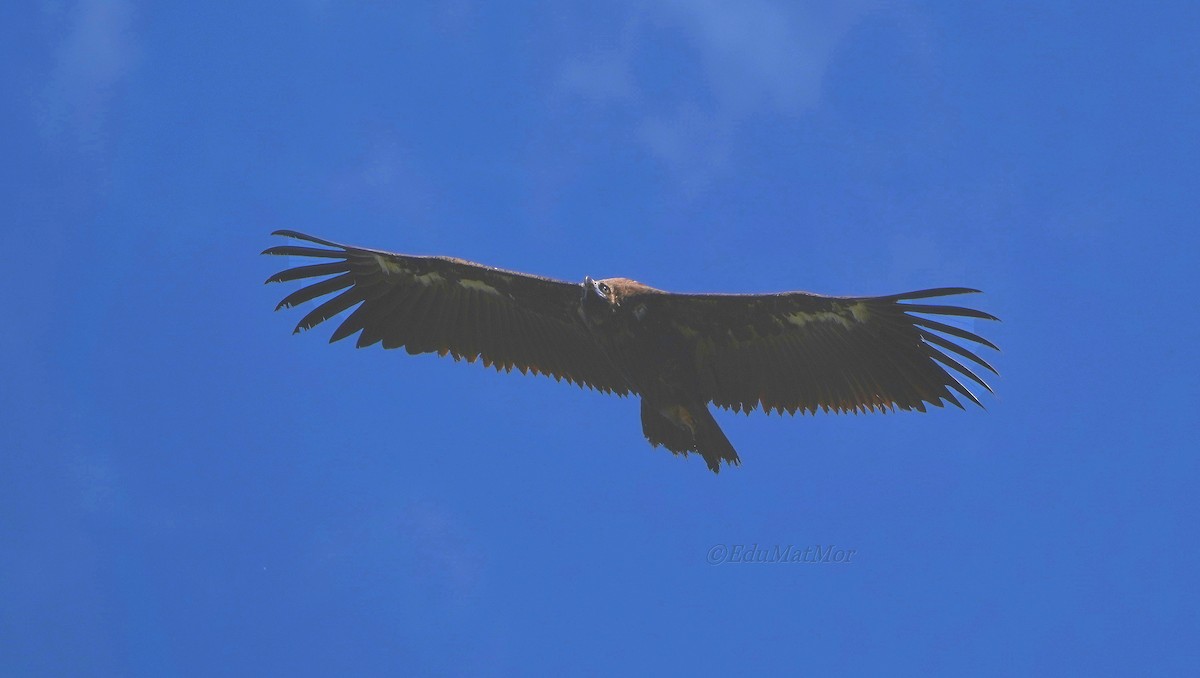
xmin=264 ymin=231 xmax=999 ymax=472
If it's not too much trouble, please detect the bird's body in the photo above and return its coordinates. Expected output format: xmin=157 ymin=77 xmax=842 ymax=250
xmin=577 ymin=278 xmax=745 ymax=468
xmin=264 ymin=231 xmax=999 ymax=472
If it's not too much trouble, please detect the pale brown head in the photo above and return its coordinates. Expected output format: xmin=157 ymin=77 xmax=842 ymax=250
xmin=580 ymin=276 xmax=661 ymax=327
xmin=582 ymin=276 xmax=658 ymax=306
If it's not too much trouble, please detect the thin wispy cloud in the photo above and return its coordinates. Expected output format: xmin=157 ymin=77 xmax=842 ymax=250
xmin=557 ymin=47 xmax=637 ymax=103
xmin=654 ymin=0 xmax=865 ymax=115
xmin=302 ymin=497 xmax=483 ymax=608
xmin=557 ymin=0 xmax=872 ymax=192
xmin=69 ymin=450 xmax=122 ymax=514
xmin=638 ymin=104 xmax=732 ymax=195
xmin=40 ymin=0 xmax=137 ymax=150
xmin=399 ymin=500 xmax=484 ymax=601
xmin=327 ymin=133 xmax=442 ymax=225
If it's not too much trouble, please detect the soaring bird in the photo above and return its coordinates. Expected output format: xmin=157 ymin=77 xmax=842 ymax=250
xmin=264 ymin=231 xmax=998 ymax=472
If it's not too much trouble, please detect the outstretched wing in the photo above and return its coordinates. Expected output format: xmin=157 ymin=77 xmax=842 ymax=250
xmin=263 ymin=231 xmax=630 ymax=394
xmin=649 ymin=288 xmax=998 ymax=414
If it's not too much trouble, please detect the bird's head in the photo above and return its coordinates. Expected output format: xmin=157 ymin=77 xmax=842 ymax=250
xmin=582 ymin=276 xmax=617 ymax=309
xmin=580 ymin=277 xmax=659 ymax=326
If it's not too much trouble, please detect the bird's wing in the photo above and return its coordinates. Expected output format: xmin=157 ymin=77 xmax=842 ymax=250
xmin=263 ymin=231 xmax=631 ymax=395
xmin=643 ymin=287 xmax=998 ymax=414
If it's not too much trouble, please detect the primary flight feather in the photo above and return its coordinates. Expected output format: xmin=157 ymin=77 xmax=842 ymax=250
xmin=264 ymin=231 xmax=999 ymax=472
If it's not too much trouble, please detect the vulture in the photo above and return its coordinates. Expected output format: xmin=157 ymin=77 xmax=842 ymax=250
xmin=264 ymin=231 xmax=998 ymax=473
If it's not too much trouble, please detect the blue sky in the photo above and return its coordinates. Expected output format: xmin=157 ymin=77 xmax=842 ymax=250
xmin=4 ymin=1 xmax=1198 ymax=675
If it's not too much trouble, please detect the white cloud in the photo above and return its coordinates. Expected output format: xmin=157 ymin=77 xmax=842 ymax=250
xmin=69 ymin=451 xmax=122 ymax=514
xmin=327 ymin=134 xmax=441 ymax=221
xmin=557 ymin=47 xmax=636 ymax=103
xmin=656 ymin=0 xmax=865 ymax=115
xmin=40 ymin=0 xmax=137 ymax=149
xmin=638 ymin=105 xmax=731 ymax=196
xmin=399 ymin=500 xmax=483 ymax=599
xmin=556 ymin=1 xmax=873 ymax=193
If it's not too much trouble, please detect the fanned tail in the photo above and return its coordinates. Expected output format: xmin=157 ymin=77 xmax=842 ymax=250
xmin=641 ymin=399 xmax=741 ymax=473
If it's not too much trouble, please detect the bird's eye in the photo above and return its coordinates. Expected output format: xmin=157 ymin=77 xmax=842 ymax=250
xmin=598 ymin=282 xmax=610 ymax=295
